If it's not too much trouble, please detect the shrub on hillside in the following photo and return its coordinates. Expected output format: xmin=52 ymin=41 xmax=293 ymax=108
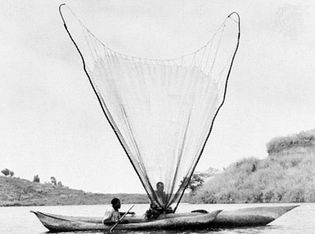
xmin=1 ymin=168 xmax=14 ymax=177
xmin=267 ymin=131 xmax=315 ymax=154
xmin=1 ymin=168 xmax=10 ymax=176
xmin=50 ymin=177 xmax=57 ymax=186
xmin=181 ymin=168 xmax=218 ymax=195
xmin=33 ymin=175 xmax=40 ymax=183
xmin=57 ymin=181 xmax=63 ymax=187
xmin=187 ymin=171 xmax=213 ymax=193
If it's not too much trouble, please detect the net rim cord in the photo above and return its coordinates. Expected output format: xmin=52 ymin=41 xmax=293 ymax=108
xmin=58 ymin=3 xmax=155 ymax=203
xmin=173 ymin=11 xmax=240 ymax=213
xmin=59 ymin=3 xmax=238 ymax=63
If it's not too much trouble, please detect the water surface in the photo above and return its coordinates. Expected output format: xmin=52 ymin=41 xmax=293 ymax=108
xmin=0 ymin=203 xmax=313 ymax=234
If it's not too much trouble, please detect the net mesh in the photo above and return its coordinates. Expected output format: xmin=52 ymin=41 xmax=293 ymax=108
xmin=59 ymin=5 xmax=240 ymax=211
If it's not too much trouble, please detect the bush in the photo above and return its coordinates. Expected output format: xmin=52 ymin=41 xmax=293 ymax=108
xmin=188 ymin=174 xmax=205 ymax=192
xmin=183 ymin=168 xmax=218 ymax=194
xmin=33 ymin=175 xmax=40 ymax=183
xmin=50 ymin=177 xmax=57 ymax=186
xmin=1 ymin=168 xmax=10 ymax=176
xmin=266 ymin=131 xmax=315 ymax=154
xmin=1 ymin=168 xmax=14 ymax=177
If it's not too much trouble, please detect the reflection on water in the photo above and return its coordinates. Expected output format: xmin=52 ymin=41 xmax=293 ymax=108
xmin=0 ymin=203 xmax=313 ymax=234
xmin=37 ymin=228 xmax=280 ymax=234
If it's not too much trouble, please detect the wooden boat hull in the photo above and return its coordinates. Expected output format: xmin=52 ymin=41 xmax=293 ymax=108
xmin=213 ymin=205 xmax=298 ymax=227
xmin=31 ymin=205 xmax=298 ymax=232
xmin=31 ymin=210 xmax=221 ymax=232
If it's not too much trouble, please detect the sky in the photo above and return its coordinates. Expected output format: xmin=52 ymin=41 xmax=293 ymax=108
xmin=1 ymin=0 xmax=315 ymax=193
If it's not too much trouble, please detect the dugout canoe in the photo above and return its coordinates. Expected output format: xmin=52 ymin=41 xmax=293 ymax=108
xmin=31 ymin=205 xmax=298 ymax=232
xmin=31 ymin=210 xmax=221 ymax=232
xmin=212 ymin=205 xmax=298 ymax=227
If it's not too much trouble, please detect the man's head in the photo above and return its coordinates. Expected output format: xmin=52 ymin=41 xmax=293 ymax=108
xmin=156 ymin=182 xmax=164 ymax=192
xmin=111 ymin=197 xmax=121 ymax=210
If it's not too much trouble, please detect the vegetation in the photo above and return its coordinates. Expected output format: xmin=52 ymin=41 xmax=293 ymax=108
xmin=266 ymin=129 xmax=315 ymax=154
xmin=191 ymin=142 xmax=315 ymax=204
xmin=1 ymin=168 xmax=14 ymax=177
xmin=0 ymin=176 xmax=149 ymax=206
xmin=3 ymin=129 xmax=315 ymax=206
xmin=187 ymin=167 xmax=219 ymax=193
xmin=50 ymin=176 xmax=57 ymax=186
xmin=1 ymin=168 xmax=10 ymax=176
xmin=33 ymin=175 xmax=40 ymax=183
xmin=191 ymin=130 xmax=315 ymax=203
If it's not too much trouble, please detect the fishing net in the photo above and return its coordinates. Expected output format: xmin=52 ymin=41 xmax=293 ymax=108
xmin=59 ymin=4 xmax=240 ymax=212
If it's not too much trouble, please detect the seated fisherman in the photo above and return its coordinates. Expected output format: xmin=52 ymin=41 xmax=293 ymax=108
xmin=156 ymin=182 xmax=173 ymax=214
xmin=103 ymin=198 xmax=135 ymax=225
xmin=156 ymin=181 xmax=167 ymax=205
xmin=144 ymin=182 xmax=173 ymax=220
xmin=103 ymin=198 xmax=122 ymax=224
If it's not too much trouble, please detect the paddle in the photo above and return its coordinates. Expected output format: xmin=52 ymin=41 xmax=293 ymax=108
xmin=110 ymin=204 xmax=135 ymax=232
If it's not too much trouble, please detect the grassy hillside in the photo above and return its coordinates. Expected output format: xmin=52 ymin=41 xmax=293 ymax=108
xmin=0 ymin=176 xmax=149 ymax=206
xmin=5 ymin=129 xmax=314 ymax=206
xmin=191 ymin=130 xmax=315 ymax=204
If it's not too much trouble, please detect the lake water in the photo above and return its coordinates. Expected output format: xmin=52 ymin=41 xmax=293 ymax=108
xmin=0 ymin=203 xmax=314 ymax=234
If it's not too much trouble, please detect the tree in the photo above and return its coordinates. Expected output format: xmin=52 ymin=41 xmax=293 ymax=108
xmin=33 ymin=175 xmax=40 ymax=183
xmin=184 ymin=167 xmax=219 ymax=193
xmin=188 ymin=173 xmax=205 ymax=192
xmin=1 ymin=168 xmax=10 ymax=176
xmin=57 ymin=181 xmax=63 ymax=187
xmin=50 ymin=176 xmax=57 ymax=186
xmin=1 ymin=168 xmax=14 ymax=177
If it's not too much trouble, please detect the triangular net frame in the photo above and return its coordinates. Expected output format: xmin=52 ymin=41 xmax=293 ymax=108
xmin=59 ymin=4 xmax=240 ymax=212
